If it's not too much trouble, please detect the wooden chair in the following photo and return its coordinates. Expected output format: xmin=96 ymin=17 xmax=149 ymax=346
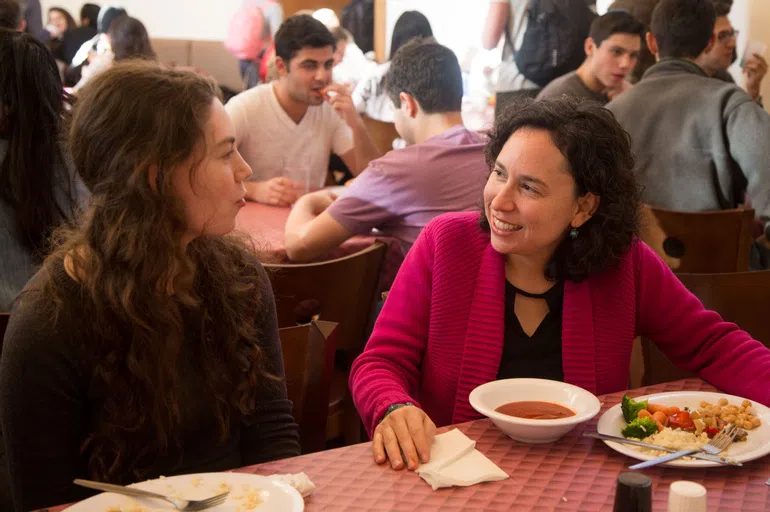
xmin=265 ymin=242 xmax=388 ymax=445
xmin=361 ymin=115 xmax=400 ymax=155
xmin=638 ymin=205 xmax=755 ymax=273
xmin=279 ymin=321 xmax=337 ymax=454
xmin=642 ymin=270 xmax=770 ymax=386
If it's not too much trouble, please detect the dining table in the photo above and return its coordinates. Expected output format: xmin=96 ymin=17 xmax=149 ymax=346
xmin=235 ymin=200 xmax=402 ymax=288
xmin=46 ymin=378 xmax=770 ymax=511
xmin=236 ymin=201 xmax=376 ymax=264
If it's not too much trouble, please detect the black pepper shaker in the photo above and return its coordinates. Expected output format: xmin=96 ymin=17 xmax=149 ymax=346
xmin=613 ymin=472 xmax=652 ymax=512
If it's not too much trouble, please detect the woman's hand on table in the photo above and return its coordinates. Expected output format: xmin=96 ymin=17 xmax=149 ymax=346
xmin=373 ymin=405 xmax=436 ymax=471
xmin=245 ymin=178 xmax=301 ymax=206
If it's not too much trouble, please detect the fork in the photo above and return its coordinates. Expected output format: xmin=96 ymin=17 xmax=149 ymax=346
xmin=74 ymin=479 xmax=229 ymax=510
xmin=628 ymin=423 xmax=739 ymax=470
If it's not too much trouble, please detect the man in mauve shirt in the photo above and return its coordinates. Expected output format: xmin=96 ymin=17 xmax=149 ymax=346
xmin=284 ymin=38 xmax=488 ymax=266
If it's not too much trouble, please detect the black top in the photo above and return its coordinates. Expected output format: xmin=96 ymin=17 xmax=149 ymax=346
xmin=0 ymin=258 xmax=300 ymax=511
xmin=497 ymin=280 xmax=565 ymax=381
xmin=60 ymin=26 xmax=98 ymax=64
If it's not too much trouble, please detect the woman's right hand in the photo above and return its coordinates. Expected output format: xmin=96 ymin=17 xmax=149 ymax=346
xmin=372 ymin=405 xmax=436 ymax=471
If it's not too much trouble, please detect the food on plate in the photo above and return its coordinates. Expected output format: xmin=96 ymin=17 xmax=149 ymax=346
xmin=495 ymin=401 xmax=575 ymax=419
xmin=697 ymin=398 xmax=761 ymax=431
xmin=621 ymin=416 xmax=658 ymax=439
xmin=101 ymin=479 xmax=265 ymax=511
xmin=635 ymin=427 xmax=711 ymax=457
xmin=618 ymin=394 xmax=759 ymax=456
xmin=621 ymin=394 xmax=648 ymax=423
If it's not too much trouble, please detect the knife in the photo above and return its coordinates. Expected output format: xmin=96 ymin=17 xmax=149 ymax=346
xmin=583 ymin=432 xmax=742 ymax=466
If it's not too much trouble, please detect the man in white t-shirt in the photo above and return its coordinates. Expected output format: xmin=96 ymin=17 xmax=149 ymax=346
xmin=226 ymin=14 xmax=381 ymax=206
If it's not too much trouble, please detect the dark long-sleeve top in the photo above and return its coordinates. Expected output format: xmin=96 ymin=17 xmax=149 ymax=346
xmin=0 ymin=258 xmax=300 ymax=511
xmin=22 ymin=0 xmax=49 ymax=41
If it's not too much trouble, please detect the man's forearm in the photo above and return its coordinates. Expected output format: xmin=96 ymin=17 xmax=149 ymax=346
xmin=284 ymin=195 xmax=328 ymax=261
xmin=285 ymin=195 xmax=319 ymax=232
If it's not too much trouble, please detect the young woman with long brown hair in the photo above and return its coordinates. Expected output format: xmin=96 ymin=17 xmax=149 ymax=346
xmin=0 ymin=61 xmax=300 ymax=511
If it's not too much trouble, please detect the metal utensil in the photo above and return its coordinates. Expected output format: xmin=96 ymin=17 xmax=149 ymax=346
xmin=74 ymin=479 xmax=229 ymax=510
xmin=583 ymin=432 xmax=742 ymax=466
xmin=628 ymin=423 xmax=739 ymax=470
xmin=765 ymin=477 xmax=770 ymax=486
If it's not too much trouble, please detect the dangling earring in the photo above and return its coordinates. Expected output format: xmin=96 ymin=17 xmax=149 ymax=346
xmin=570 ymin=227 xmax=579 ymax=239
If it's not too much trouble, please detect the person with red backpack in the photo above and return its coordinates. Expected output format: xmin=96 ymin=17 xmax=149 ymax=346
xmin=225 ymin=0 xmax=283 ymax=89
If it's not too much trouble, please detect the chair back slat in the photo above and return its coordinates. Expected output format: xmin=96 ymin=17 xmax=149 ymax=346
xmin=266 ymin=242 xmax=387 ymax=358
xmin=639 ymin=205 xmax=755 ymax=273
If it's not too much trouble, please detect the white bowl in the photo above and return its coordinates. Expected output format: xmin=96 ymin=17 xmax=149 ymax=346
xmin=469 ymin=378 xmax=602 ymax=443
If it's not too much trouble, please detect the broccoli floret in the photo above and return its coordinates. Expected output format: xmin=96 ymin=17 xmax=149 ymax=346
xmin=622 ymin=417 xmax=658 ymax=439
xmin=621 ymin=394 xmax=648 ymax=423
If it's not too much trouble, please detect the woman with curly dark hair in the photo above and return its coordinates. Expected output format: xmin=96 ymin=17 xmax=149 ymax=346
xmin=349 ymin=97 xmax=770 ymax=472
xmin=0 ymin=61 xmax=299 ymax=511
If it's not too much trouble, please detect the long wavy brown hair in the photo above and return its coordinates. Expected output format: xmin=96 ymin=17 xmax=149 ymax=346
xmin=40 ymin=61 xmax=272 ymax=483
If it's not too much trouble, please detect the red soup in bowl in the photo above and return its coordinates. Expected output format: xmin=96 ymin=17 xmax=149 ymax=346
xmin=495 ymin=401 xmax=575 ymax=420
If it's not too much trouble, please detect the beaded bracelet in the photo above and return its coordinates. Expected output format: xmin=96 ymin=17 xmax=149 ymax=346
xmin=379 ymin=402 xmax=415 ymax=423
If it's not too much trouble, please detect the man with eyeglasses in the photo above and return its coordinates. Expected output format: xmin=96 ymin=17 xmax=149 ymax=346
xmin=695 ymin=1 xmax=767 ymax=104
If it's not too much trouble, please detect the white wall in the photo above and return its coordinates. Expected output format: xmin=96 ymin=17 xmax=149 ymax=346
xmin=743 ymin=0 xmax=770 ymax=105
xmin=41 ymin=0 xmax=243 ymax=41
xmin=383 ymin=0 xmax=488 ymax=67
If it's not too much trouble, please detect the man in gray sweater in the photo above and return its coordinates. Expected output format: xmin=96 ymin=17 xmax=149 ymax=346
xmin=607 ymin=0 xmax=770 ymax=245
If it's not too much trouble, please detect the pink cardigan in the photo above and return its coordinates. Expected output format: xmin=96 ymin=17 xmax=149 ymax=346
xmin=350 ymin=212 xmax=770 ymax=435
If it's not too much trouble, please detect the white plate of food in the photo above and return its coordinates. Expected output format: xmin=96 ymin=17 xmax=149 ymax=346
xmin=65 ymin=472 xmax=304 ymax=511
xmin=596 ymin=391 xmax=770 ymax=467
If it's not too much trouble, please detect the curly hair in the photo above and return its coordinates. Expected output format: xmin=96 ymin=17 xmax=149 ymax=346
xmin=40 ymin=61 xmax=272 ymax=483
xmin=385 ymin=38 xmax=463 ymax=114
xmin=480 ymin=97 xmax=641 ymax=282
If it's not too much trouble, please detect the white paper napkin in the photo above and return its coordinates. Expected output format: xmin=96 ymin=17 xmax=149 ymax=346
xmin=268 ymin=472 xmax=316 ymax=498
xmin=416 ymin=429 xmax=509 ymax=490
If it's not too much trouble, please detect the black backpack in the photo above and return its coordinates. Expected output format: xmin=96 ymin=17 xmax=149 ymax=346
xmin=507 ymin=0 xmax=597 ymax=88
xmin=341 ymin=0 xmax=375 ymax=54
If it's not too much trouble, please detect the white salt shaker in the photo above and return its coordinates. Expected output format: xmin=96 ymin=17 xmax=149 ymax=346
xmin=668 ymin=481 xmax=707 ymax=512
